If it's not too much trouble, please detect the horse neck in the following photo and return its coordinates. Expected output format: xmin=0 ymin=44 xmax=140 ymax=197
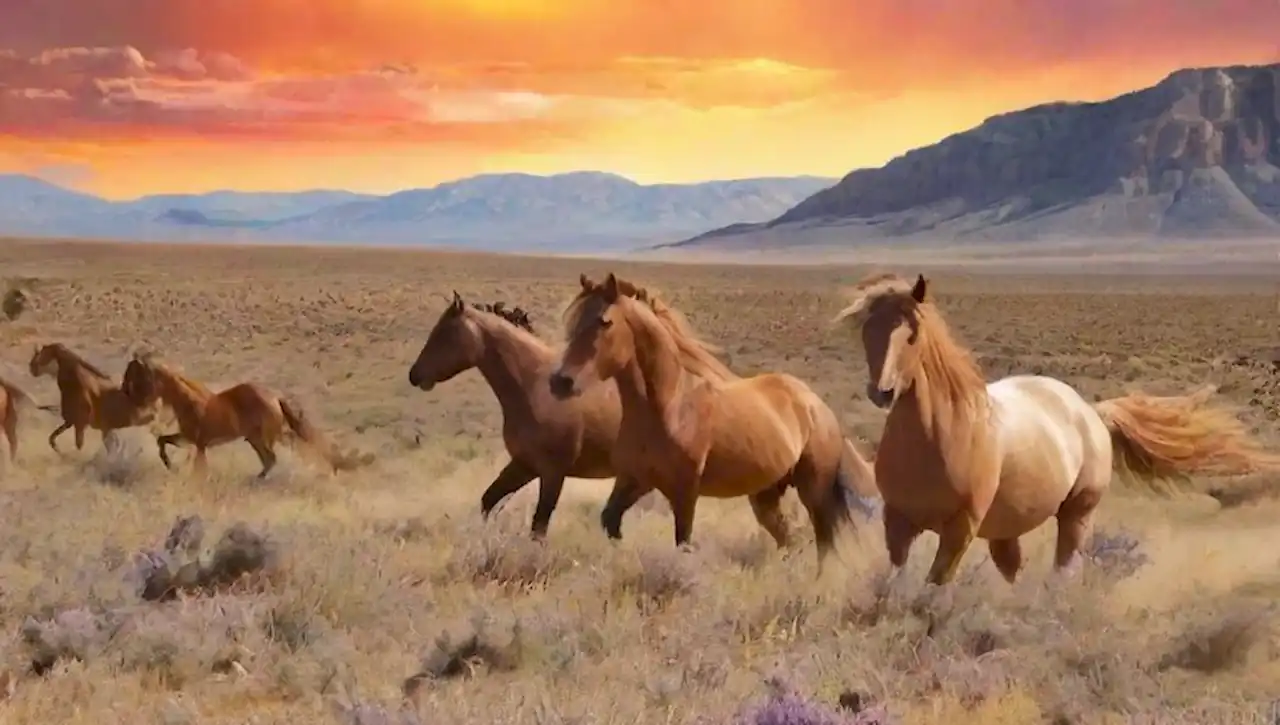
xmin=474 ymin=320 xmax=553 ymax=415
xmin=155 ymin=369 xmax=209 ymax=416
xmin=892 ymin=321 xmax=991 ymax=455
xmin=613 ymin=307 xmax=686 ymax=423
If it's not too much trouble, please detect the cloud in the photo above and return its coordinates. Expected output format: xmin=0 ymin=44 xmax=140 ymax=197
xmin=0 ymin=45 xmax=607 ymax=144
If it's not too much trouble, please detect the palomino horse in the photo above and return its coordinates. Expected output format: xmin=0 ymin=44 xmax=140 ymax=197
xmin=550 ymin=273 xmax=876 ymax=569
xmin=407 ymin=292 xmax=628 ymax=538
xmin=121 ymin=351 xmax=364 ymax=478
xmin=29 ymin=343 xmax=158 ymax=453
xmin=834 ymin=272 xmax=1280 ymax=585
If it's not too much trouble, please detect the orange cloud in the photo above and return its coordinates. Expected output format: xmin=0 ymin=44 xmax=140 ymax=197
xmin=2 ymin=0 xmax=1278 ymax=196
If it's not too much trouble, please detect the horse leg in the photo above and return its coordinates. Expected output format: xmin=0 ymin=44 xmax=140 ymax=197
xmin=73 ymin=423 xmax=86 ymax=451
xmin=600 ymin=474 xmax=652 ymax=540
xmin=48 ymin=422 xmax=71 ymax=452
xmin=248 ymin=437 xmax=278 ymax=479
xmin=988 ymin=538 xmax=1024 ymax=584
xmin=3 ymin=412 xmax=16 ymax=462
xmin=666 ymin=482 xmax=700 ymax=551
xmin=102 ymin=430 xmax=120 ymax=453
xmin=530 ymin=473 xmax=568 ymax=540
xmin=192 ymin=444 xmax=210 ymax=477
xmin=479 ymin=459 xmax=538 ymax=519
xmin=926 ymin=511 xmax=980 ymax=586
xmin=1054 ymin=487 xmax=1103 ymax=577
xmin=748 ymin=481 xmax=792 ymax=550
xmin=883 ymin=504 xmax=922 ymax=571
xmin=156 ymin=433 xmax=184 ymax=470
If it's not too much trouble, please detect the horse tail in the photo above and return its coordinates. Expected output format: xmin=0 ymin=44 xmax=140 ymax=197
xmin=811 ymin=438 xmax=882 ymax=558
xmin=838 ymin=438 xmax=883 ymax=520
xmin=1093 ymin=384 xmax=1280 ymax=491
xmin=278 ymin=398 xmax=372 ymax=473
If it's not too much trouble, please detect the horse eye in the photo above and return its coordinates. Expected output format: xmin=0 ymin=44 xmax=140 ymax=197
xmin=599 ymin=317 xmax=613 ymax=329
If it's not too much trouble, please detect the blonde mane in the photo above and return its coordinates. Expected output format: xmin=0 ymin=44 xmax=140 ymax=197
xmin=47 ymin=343 xmax=112 ymax=381
xmin=563 ymin=275 xmax=736 ymax=382
xmin=836 ymin=273 xmax=987 ymax=413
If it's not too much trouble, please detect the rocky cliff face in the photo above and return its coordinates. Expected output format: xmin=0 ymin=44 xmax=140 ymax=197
xmin=683 ymin=64 xmax=1280 ymax=247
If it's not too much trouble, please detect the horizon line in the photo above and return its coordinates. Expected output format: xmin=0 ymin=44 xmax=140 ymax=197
xmin=0 ymin=169 xmax=843 ymax=202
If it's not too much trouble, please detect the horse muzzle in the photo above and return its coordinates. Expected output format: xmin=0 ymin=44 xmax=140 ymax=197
xmin=866 ymin=383 xmax=895 ymax=409
xmin=407 ymin=368 xmax=434 ymax=392
xmin=548 ymin=371 xmax=578 ymax=400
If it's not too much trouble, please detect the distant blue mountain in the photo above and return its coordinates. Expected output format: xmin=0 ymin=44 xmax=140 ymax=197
xmin=0 ymin=171 xmax=835 ymax=252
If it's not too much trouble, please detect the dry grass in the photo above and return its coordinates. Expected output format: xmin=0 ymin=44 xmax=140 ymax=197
xmin=1 ymin=238 xmax=1280 ymax=724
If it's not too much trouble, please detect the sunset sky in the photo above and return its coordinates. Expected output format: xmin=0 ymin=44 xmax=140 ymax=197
xmin=2 ymin=0 xmax=1278 ymax=198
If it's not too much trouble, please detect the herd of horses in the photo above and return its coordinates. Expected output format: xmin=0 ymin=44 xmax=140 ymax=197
xmin=2 ymin=271 xmax=1277 ymax=587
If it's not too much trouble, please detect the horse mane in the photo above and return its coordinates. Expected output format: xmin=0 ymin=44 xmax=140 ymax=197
xmin=837 ymin=272 xmax=987 ymax=410
xmin=48 ymin=343 xmax=112 ymax=381
xmin=134 ymin=351 xmax=214 ymax=398
xmin=563 ymin=274 xmax=736 ymax=382
xmin=470 ymin=301 xmax=535 ymax=333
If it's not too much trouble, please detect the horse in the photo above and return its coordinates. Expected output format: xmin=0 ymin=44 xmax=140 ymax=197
xmin=28 ymin=343 xmax=158 ymax=453
xmin=833 ymin=272 xmax=1280 ymax=586
xmin=1 ymin=375 xmax=51 ymax=466
xmin=121 ymin=351 xmax=363 ymax=478
xmin=406 ymin=291 xmax=628 ymax=538
xmin=550 ymin=272 xmax=876 ymax=570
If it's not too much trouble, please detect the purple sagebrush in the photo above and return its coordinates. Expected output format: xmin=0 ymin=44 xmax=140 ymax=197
xmin=729 ymin=693 xmax=892 ymax=725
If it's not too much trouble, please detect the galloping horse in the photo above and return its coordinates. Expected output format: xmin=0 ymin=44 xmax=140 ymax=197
xmin=834 ymin=272 xmax=1280 ymax=585
xmin=407 ymin=292 xmax=629 ymax=538
xmin=550 ymin=273 xmax=874 ymax=569
xmin=122 ymin=351 xmax=365 ymax=478
xmin=29 ymin=343 xmax=158 ymax=453
xmin=1 ymin=375 xmax=51 ymax=466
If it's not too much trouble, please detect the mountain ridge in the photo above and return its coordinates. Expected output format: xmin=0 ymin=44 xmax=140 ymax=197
xmin=0 ymin=171 xmax=836 ymax=252
xmin=672 ymin=62 xmax=1280 ymax=251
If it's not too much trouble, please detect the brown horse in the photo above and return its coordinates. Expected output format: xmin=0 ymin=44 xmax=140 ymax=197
xmin=834 ymin=272 xmax=1280 ymax=586
xmin=1 ymin=375 xmax=48 ymax=466
xmin=407 ymin=291 xmax=628 ymax=538
xmin=550 ymin=272 xmax=873 ymax=569
xmin=121 ymin=351 xmax=362 ymax=478
xmin=28 ymin=343 xmax=158 ymax=453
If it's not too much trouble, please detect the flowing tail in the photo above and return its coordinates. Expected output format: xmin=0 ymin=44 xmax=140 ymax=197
xmin=1093 ymin=384 xmax=1280 ymax=491
xmin=278 ymin=398 xmax=375 ymax=473
xmin=811 ymin=438 xmax=883 ymax=559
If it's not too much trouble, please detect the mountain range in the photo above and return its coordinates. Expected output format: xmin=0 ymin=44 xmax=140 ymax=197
xmin=0 ymin=172 xmax=834 ymax=252
xmin=674 ymin=62 xmax=1280 ymax=251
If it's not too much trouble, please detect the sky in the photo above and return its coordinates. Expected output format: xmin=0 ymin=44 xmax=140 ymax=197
xmin=1 ymin=0 xmax=1278 ymax=199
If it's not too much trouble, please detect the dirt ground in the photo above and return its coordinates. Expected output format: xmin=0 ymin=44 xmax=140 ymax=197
xmin=1 ymin=238 xmax=1279 ymax=725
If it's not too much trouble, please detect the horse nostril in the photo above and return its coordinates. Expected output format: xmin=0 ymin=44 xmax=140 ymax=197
xmin=549 ymin=373 xmax=573 ymax=397
xmin=408 ymin=369 xmax=420 ymax=387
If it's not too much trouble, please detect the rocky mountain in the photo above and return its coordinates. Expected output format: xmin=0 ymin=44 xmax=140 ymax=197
xmin=0 ymin=172 xmax=834 ymax=252
xmin=673 ymin=63 xmax=1280 ymax=250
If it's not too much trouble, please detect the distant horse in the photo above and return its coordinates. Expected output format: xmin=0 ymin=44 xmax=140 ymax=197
xmin=1 ymin=375 xmax=53 ymax=466
xmin=407 ymin=291 xmax=630 ymax=538
xmin=550 ymin=272 xmax=874 ymax=570
xmin=122 ymin=351 xmax=365 ymax=478
xmin=834 ymin=272 xmax=1280 ymax=586
xmin=28 ymin=343 xmax=157 ymax=453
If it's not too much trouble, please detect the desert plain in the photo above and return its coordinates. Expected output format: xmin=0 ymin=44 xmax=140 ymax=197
xmin=1 ymin=237 xmax=1279 ymax=724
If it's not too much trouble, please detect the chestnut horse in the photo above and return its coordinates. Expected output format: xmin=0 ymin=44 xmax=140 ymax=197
xmin=407 ymin=292 xmax=631 ymax=538
xmin=122 ymin=351 xmax=365 ymax=478
xmin=28 ymin=343 xmax=158 ymax=453
xmin=550 ymin=273 xmax=875 ymax=570
xmin=834 ymin=272 xmax=1280 ymax=586
xmin=1 ymin=375 xmax=50 ymax=466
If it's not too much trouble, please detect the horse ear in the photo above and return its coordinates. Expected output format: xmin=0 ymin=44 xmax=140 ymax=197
xmin=602 ymin=273 xmax=620 ymax=302
xmin=911 ymin=274 xmax=928 ymax=303
xmin=450 ymin=290 xmax=464 ymax=311
xmin=579 ymin=273 xmax=593 ymax=290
